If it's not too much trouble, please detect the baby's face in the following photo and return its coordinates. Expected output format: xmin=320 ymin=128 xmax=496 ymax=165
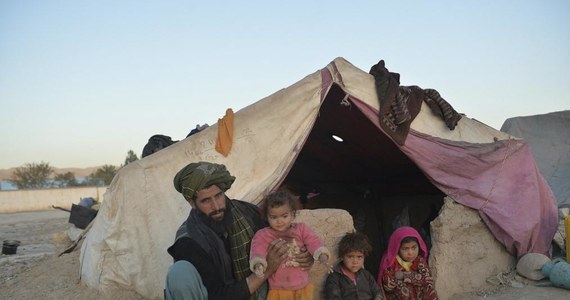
xmin=398 ymin=240 xmax=419 ymax=263
xmin=267 ymin=204 xmax=293 ymax=232
xmin=342 ymin=250 xmax=365 ymax=274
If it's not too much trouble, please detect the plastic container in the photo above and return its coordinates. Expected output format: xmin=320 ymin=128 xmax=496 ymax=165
xmin=2 ymin=240 xmax=21 ymax=255
xmin=79 ymin=197 xmax=96 ymax=208
xmin=69 ymin=204 xmax=98 ymax=229
xmin=542 ymin=257 xmax=570 ymax=290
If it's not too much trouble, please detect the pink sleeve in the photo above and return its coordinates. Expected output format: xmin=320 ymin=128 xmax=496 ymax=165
xmin=250 ymin=228 xmax=272 ymax=258
xmin=298 ymin=223 xmax=324 ymax=254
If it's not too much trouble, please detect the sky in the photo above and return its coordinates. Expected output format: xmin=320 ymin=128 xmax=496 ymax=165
xmin=0 ymin=1 xmax=568 ymax=169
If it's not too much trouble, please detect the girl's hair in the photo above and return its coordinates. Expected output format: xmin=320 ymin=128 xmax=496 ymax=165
xmin=337 ymin=232 xmax=372 ymax=258
xmin=401 ymin=236 xmax=419 ymax=245
xmin=259 ymin=189 xmax=299 ymax=221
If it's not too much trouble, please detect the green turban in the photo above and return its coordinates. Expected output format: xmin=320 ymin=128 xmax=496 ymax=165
xmin=173 ymin=162 xmax=236 ymax=201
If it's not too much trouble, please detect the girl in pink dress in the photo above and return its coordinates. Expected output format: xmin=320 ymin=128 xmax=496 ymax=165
xmin=249 ymin=190 xmax=330 ymax=300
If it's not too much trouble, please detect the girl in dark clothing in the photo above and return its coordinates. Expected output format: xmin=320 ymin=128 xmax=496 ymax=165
xmin=325 ymin=232 xmax=383 ymax=300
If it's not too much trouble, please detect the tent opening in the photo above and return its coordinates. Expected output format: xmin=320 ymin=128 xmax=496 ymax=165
xmin=278 ymin=84 xmax=445 ymax=278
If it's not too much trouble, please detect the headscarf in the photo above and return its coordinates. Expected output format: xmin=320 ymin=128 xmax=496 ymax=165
xmin=173 ymin=162 xmax=235 ymax=201
xmin=377 ymin=226 xmax=428 ymax=282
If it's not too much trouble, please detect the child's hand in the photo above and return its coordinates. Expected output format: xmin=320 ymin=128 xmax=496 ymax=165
xmin=318 ymin=254 xmax=333 ymax=274
xmin=395 ymin=271 xmax=404 ymax=280
xmin=318 ymin=254 xmax=329 ymax=264
xmin=253 ymin=264 xmax=264 ymax=278
xmin=395 ymin=271 xmax=411 ymax=281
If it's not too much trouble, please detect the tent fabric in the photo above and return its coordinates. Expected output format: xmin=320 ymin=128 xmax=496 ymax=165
xmin=352 ymin=98 xmax=557 ymax=258
xmin=500 ymin=111 xmax=570 ymax=207
xmin=80 ymin=66 xmax=323 ymax=299
xmin=400 ymin=133 xmax=556 ymax=258
xmin=80 ymin=57 xmax=558 ymax=299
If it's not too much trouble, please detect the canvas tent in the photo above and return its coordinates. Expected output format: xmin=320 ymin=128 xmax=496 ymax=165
xmin=80 ymin=57 xmax=558 ymax=299
xmin=500 ymin=110 xmax=570 ymax=207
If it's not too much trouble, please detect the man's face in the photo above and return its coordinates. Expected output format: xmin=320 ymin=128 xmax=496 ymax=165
xmin=191 ymin=185 xmax=226 ymax=222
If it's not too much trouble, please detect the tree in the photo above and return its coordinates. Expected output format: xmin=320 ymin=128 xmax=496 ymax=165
xmin=89 ymin=164 xmax=117 ymax=186
xmin=123 ymin=150 xmax=139 ymax=166
xmin=53 ymin=171 xmax=78 ymax=188
xmin=9 ymin=161 xmax=54 ymax=189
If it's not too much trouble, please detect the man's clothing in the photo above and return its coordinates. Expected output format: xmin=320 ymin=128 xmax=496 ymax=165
xmin=168 ymin=199 xmax=266 ymax=300
xmin=165 ymin=261 xmax=208 ymax=300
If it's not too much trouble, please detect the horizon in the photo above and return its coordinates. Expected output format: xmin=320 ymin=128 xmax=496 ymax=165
xmin=0 ymin=165 xmax=103 ymax=190
xmin=1 ymin=1 xmax=568 ymax=169
xmin=0 ymin=165 xmax=100 ymax=179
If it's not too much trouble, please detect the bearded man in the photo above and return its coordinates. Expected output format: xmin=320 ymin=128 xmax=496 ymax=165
xmin=165 ymin=162 xmax=313 ymax=300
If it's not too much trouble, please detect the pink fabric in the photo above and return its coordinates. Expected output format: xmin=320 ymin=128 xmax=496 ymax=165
xmin=351 ymin=98 xmax=558 ymax=258
xmin=250 ymin=222 xmax=325 ymax=290
xmin=401 ymin=131 xmax=558 ymax=257
xmin=377 ymin=226 xmax=428 ymax=282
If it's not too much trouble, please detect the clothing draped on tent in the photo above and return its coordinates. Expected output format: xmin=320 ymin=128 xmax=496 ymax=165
xmin=368 ymin=60 xmax=462 ymax=145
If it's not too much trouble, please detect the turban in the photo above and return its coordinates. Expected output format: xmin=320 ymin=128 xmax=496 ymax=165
xmin=173 ymin=162 xmax=235 ymax=201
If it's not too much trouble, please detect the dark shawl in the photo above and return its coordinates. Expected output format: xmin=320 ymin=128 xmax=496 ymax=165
xmin=369 ymin=60 xmax=462 ymax=145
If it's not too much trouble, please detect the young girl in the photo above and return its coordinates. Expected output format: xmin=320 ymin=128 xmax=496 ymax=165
xmin=377 ymin=226 xmax=438 ymax=300
xmin=325 ymin=232 xmax=383 ymax=300
xmin=249 ymin=190 xmax=330 ymax=300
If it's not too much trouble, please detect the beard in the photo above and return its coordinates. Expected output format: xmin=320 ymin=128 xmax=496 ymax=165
xmin=196 ymin=198 xmax=232 ymax=237
xmin=208 ymin=208 xmax=225 ymax=219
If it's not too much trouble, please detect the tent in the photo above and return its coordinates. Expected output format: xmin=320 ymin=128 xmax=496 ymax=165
xmin=500 ymin=110 xmax=570 ymax=207
xmin=80 ymin=57 xmax=558 ymax=299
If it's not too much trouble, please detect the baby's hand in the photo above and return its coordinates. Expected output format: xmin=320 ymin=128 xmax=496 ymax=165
xmin=253 ymin=264 xmax=264 ymax=278
xmin=318 ymin=254 xmax=333 ymax=274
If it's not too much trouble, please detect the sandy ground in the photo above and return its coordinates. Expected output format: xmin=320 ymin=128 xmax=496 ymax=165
xmin=1 ymin=210 xmax=569 ymax=300
xmin=0 ymin=210 xmax=143 ymax=300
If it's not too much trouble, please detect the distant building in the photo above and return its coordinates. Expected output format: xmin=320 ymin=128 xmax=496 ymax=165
xmin=0 ymin=180 xmax=17 ymax=191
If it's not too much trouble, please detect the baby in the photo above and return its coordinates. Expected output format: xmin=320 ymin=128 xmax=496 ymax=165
xmin=249 ymin=190 xmax=330 ymax=300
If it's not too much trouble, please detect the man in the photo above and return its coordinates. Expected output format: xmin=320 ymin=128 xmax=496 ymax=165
xmin=165 ymin=162 xmax=312 ymax=300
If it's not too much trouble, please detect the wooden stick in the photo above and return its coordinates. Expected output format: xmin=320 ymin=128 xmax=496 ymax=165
xmin=58 ymin=218 xmax=95 ymax=256
xmin=51 ymin=205 xmax=71 ymax=213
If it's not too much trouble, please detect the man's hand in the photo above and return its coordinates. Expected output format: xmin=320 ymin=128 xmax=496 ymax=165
xmin=294 ymin=245 xmax=315 ymax=271
xmin=264 ymin=239 xmax=289 ymax=276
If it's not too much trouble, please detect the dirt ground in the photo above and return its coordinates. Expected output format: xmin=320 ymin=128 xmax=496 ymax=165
xmin=0 ymin=210 xmax=143 ymax=300
xmin=1 ymin=210 xmax=569 ymax=300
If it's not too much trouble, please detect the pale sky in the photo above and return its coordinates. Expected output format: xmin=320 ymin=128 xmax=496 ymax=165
xmin=1 ymin=1 xmax=568 ymax=169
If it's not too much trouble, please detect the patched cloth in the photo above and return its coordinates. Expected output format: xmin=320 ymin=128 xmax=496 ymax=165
xmin=173 ymin=162 xmax=236 ymax=200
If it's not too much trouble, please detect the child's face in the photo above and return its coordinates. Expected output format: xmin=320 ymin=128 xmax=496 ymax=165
xmin=267 ymin=204 xmax=293 ymax=232
xmin=341 ymin=250 xmax=365 ymax=274
xmin=398 ymin=240 xmax=419 ymax=262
